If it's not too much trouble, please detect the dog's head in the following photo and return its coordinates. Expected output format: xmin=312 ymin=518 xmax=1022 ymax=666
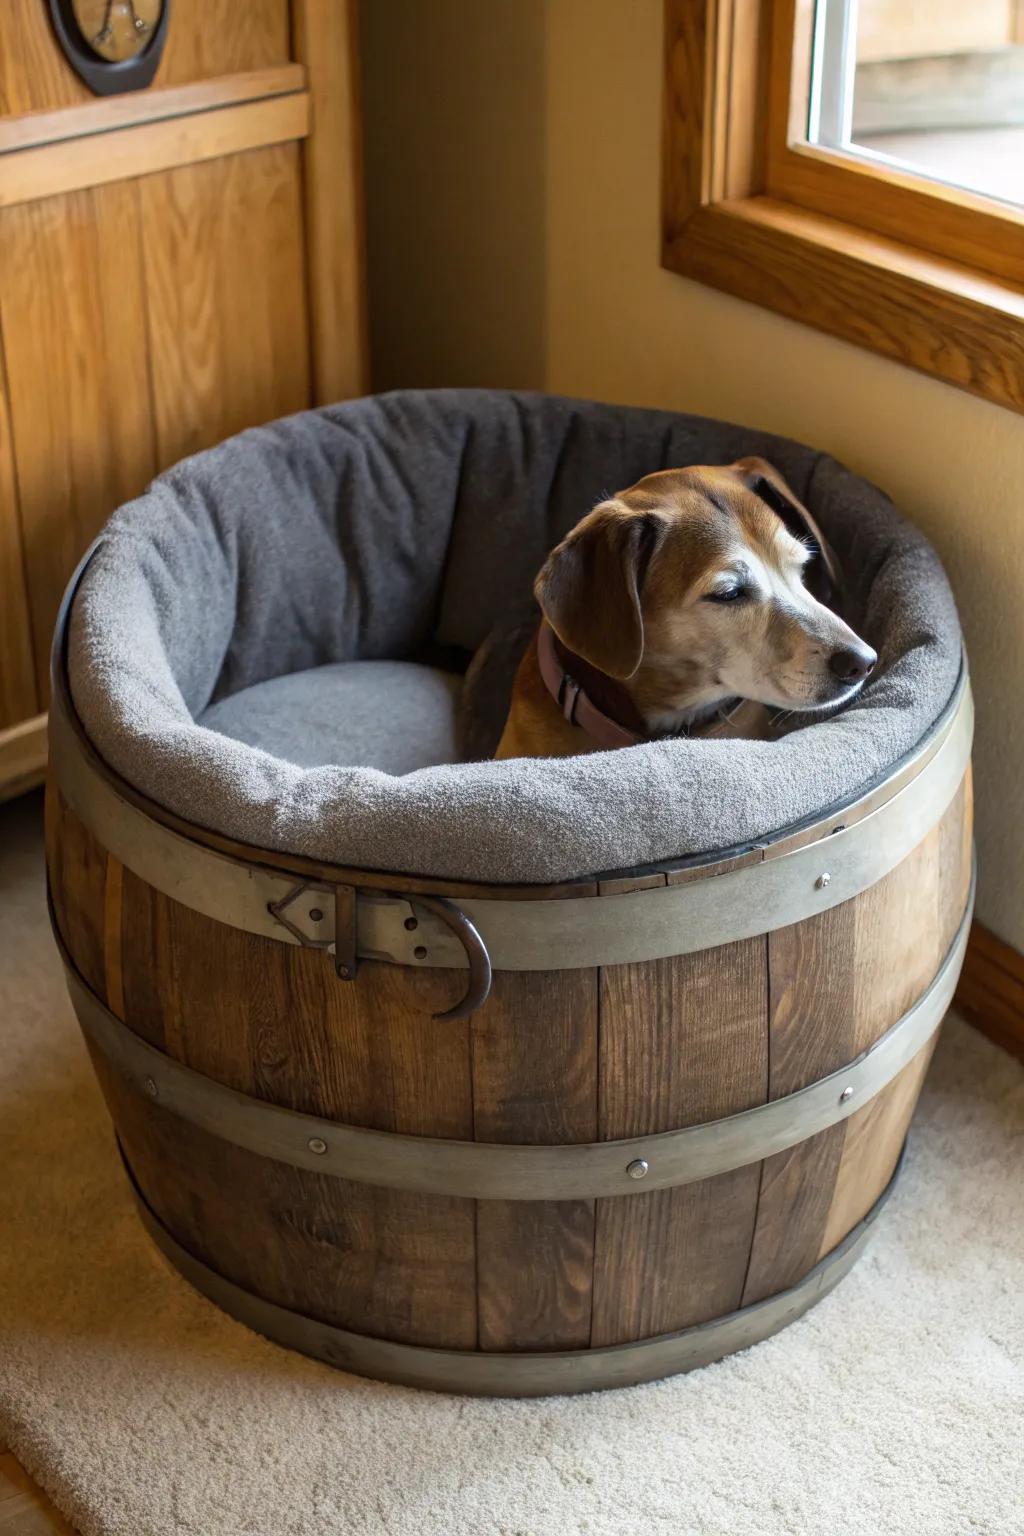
xmin=534 ymin=457 xmax=876 ymax=728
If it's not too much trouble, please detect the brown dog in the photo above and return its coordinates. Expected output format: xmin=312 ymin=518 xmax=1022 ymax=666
xmin=494 ymin=457 xmax=876 ymax=760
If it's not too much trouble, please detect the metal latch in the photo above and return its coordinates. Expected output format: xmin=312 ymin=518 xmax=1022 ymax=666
xmin=266 ymin=882 xmax=358 ymax=981
xmin=267 ymin=883 xmax=492 ymax=1020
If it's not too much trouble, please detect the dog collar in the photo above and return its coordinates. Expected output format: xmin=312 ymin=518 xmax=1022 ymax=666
xmin=537 ymin=622 xmax=751 ymax=749
xmin=537 ymin=622 xmax=644 ymax=750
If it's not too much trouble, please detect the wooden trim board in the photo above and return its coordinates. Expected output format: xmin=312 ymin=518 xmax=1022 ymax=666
xmin=670 ymin=198 xmax=1024 ymax=415
xmin=0 ymin=66 xmax=306 ymax=155
xmin=0 ymin=713 xmax=46 ymax=803
xmin=0 ymin=91 xmax=310 ymax=209
xmin=293 ymin=0 xmax=369 ymax=402
xmin=956 ymin=922 xmax=1024 ymax=1062
xmin=765 ymin=0 xmax=1024 ymax=289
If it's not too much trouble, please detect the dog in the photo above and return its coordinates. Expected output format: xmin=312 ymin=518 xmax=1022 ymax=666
xmin=493 ymin=457 xmax=876 ymax=760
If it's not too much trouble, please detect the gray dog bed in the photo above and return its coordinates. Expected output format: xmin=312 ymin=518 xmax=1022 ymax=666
xmin=68 ymin=389 xmax=962 ymax=884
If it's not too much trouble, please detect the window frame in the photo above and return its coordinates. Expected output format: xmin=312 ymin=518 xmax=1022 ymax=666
xmin=662 ymin=0 xmax=1024 ymax=414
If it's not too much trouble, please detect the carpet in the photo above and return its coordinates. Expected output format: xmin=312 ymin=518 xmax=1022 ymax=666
xmin=1 ymin=791 xmax=1021 ymax=1536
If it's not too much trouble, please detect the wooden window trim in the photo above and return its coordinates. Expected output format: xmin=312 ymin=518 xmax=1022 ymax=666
xmin=768 ymin=0 xmax=1024 ymax=286
xmin=662 ymin=0 xmax=1024 ymax=415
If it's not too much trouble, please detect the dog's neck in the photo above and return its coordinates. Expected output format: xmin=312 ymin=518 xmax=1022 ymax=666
xmin=537 ymin=623 xmax=646 ymax=748
xmin=538 ymin=623 xmax=746 ymax=748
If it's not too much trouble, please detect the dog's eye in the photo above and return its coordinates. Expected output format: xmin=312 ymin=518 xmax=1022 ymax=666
xmin=705 ymin=585 xmax=748 ymax=604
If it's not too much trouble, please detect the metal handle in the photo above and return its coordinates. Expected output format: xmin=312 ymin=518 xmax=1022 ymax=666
xmin=267 ymin=883 xmax=492 ymax=1019
xmin=407 ymin=894 xmax=493 ymax=1020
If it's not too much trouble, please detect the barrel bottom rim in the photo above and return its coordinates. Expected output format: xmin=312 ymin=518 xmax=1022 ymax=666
xmin=122 ymin=1140 xmax=906 ymax=1398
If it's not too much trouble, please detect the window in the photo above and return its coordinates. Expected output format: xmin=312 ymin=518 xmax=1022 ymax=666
xmin=662 ymin=0 xmax=1024 ymax=414
xmin=808 ymin=1 xmax=1024 ymax=207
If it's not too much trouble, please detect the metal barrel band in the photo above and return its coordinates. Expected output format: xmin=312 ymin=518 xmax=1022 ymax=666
xmin=124 ymin=1140 xmax=905 ymax=1397
xmin=59 ymin=871 xmax=971 ymax=1202
xmin=48 ymin=642 xmax=974 ymax=973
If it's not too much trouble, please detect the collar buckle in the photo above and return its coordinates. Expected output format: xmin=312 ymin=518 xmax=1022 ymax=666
xmin=558 ymin=673 xmax=582 ymax=725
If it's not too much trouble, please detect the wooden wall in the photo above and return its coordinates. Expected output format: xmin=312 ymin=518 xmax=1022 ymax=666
xmin=0 ymin=0 xmax=365 ymax=790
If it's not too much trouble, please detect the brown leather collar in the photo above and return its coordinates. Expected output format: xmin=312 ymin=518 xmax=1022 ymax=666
xmin=536 ymin=621 xmax=753 ymax=748
xmin=536 ymin=622 xmax=646 ymax=749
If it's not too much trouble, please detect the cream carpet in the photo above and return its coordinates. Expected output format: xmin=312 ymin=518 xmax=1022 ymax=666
xmin=1 ymin=793 xmax=1022 ymax=1536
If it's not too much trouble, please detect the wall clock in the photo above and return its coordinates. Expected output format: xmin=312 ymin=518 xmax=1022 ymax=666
xmin=48 ymin=0 xmax=170 ymax=96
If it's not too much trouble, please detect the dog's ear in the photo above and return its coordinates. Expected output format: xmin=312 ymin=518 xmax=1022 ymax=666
xmin=534 ymin=502 xmax=665 ymax=679
xmin=733 ymin=456 xmax=841 ymax=606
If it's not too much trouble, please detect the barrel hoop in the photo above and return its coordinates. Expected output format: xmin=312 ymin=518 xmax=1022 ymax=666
xmin=60 ymin=870 xmax=971 ymax=1201
xmin=125 ymin=1140 xmax=904 ymax=1397
xmin=49 ymin=654 xmax=974 ymax=973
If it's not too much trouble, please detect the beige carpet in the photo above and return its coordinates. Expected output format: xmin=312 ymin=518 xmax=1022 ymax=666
xmin=1 ymin=793 xmax=1022 ymax=1536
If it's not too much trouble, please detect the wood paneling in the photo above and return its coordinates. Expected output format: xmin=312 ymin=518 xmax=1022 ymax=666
xmin=592 ymin=940 xmax=768 ymax=1346
xmin=0 ymin=91 xmax=310 ymax=209
xmin=472 ymin=970 xmax=598 ymax=1350
xmin=0 ymin=352 xmax=36 ymax=729
xmin=140 ymin=144 xmax=310 ymax=465
xmin=294 ymin=0 xmax=367 ymax=402
xmin=0 ymin=716 xmax=47 ymax=803
xmin=0 ymin=182 xmax=156 ymax=703
xmin=0 ymin=66 xmax=306 ymax=154
xmin=0 ymin=0 xmax=87 ymax=117
xmin=0 ymin=143 xmax=310 ymax=704
xmin=0 ymin=0 xmax=290 ymax=118
xmin=155 ymin=0 xmax=290 ymax=90
xmin=0 ymin=0 xmax=362 ymax=793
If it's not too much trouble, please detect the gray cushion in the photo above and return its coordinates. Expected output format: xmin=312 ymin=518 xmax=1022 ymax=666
xmin=198 ymin=662 xmax=461 ymax=775
xmin=68 ymin=389 xmax=963 ymax=884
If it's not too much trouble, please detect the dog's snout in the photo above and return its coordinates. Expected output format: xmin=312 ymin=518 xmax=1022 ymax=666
xmin=828 ymin=645 xmax=877 ymax=684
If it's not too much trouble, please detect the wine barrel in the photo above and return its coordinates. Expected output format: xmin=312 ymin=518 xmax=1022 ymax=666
xmin=47 ymin=619 xmax=974 ymax=1396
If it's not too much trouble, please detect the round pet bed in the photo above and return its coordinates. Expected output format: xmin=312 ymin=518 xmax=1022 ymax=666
xmin=48 ymin=389 xmax=973 ymax=1396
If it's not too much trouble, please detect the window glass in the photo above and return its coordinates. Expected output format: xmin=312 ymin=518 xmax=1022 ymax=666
xmin=807 ymin=0 xmax=1024 ymax=207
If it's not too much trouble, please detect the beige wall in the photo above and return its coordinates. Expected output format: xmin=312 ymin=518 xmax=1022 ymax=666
xmin=361 ymin=0 xmax=1024 ymax=949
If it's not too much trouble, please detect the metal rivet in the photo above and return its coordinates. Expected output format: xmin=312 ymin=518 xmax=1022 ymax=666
xmin=839 ymin=1086 xmax=853 ymax=1104
xmin=336 ymin=965 xmax=351 ymax=980
xmin=308 ymin=1137 xmax=327 ymax=1155
xmin=404 ymin=917 xmax=418 ymax=931
xmin=144 ymin=1076 xmax=158 ymax=1099
xmin=308 ymin=907 xmax=324 ymax=923
xmin=627 ymin=1158 xmax=649 ymax=1180
xmin=815 ymin=872 xmax=832 ymax=890
xmin=414 ymin=945 xmax=428 ymax=960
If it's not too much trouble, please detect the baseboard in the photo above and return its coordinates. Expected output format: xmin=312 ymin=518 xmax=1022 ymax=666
xmin=956 ymin=922 xmax=1024 ymax=1063
xmin=0 ymin=712 xmax=47 ymax=804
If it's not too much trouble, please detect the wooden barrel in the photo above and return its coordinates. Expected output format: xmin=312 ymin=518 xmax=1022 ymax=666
xmin=47 ymin=617 xmax=974 ymax=1396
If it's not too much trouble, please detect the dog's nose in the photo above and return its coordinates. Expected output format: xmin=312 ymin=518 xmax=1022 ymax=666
xmin=829 ymin=645 xmax=877 ymax=683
